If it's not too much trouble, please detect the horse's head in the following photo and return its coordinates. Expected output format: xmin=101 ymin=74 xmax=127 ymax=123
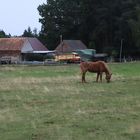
xmin=105 ymin=73 xmax=112 ymax=83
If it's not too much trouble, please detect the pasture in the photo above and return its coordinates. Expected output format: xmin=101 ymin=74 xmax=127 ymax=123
xmin=0 ymin=62 xmax=140 ymax=140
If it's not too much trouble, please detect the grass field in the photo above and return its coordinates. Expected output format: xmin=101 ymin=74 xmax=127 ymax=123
xmin=0 ymin=62 xmax=140 ymax=140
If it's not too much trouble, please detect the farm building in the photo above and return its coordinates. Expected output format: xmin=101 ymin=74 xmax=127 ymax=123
xmin=75 ymin=49 xmax=108 ymax=62
xmin=55 ymin=40 xmax=87 ymax=54
xmin=0 ymin=37 xmax=48 ymax=63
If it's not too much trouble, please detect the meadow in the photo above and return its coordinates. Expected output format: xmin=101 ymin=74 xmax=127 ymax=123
xmin=0 ymin=62 xmax=140 ymax=140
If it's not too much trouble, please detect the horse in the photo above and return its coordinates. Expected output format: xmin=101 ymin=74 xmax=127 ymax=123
xmin=80 ymin=61 xmax=112 ymax=83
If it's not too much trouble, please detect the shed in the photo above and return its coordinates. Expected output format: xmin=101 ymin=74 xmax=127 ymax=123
xmin=0 ymin=37 xmax=48 ymax=63
xmin=55 ymin=40 xmax=87 ymax=54
xmin=76 ymin=49 xmax=96 ymax=61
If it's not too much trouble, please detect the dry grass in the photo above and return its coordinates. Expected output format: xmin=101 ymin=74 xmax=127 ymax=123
xmin=0 ymin=62 xmax=140 ymax=140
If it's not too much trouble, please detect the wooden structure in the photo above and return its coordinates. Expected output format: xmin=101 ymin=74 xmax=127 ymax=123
xmin=55 ymin=40 xmax=87 ymax=54
xmin=0 ymin=37 xmax=48 ymax=64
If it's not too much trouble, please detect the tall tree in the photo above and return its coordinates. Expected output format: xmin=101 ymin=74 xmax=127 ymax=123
xmin=22 ymin=27 xmax=34 ymax=37
xmin=0 ymin=30 xmax=10 ymax=38
xmin=38 ymin=0 xmax=139 ymax=57
xmin=128 ymin=3 xmax=140 ymax=56
xmin=38 ymin=0 xmax=82 ymax=50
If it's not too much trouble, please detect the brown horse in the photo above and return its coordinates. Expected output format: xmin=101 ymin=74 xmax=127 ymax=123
xmin=80 ymin=61 xmax=112 ymax=83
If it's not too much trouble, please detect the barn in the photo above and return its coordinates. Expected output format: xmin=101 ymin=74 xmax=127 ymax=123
xmin=55 ymin=40 xmax=87 ymax=54
xmin=0 ymin=37 xmax=48 ymax=63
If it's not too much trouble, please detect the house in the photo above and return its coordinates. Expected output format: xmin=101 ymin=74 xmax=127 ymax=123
xmin=55 ymin=40 xmax=87 ymax=54
xmin=0 ymin=37 xmax=48 ymax=63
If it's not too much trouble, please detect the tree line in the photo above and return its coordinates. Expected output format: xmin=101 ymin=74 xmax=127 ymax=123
xmin=0 ymin=27 xmax=38 ymax=38
xmin=1 ymin=0 xmax=140 ymax=58
xmin=38 ymin=0 xmax=140 ymax=58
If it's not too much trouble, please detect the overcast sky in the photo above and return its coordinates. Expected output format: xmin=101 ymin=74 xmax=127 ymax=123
xmin=0 ymin=0 xmax=46 ymax=36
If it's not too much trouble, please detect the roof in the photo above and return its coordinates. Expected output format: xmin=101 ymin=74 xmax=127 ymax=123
xmin=33 ymin=50 xmax=56 ymax=54
xmin=0 ymin=38 xmax=24 ymax=51
xmin=76 ymin=49 xmax=96 ymax=55
xmin=0 ymin=37 xmax=48 ymax=53
xmin=27 ymin=38 xmax=48 ymax=51
xmin=55 ymin=40 xmax=87 ymax=53
xmin=76 ymin=49 xmax=96 ymax=61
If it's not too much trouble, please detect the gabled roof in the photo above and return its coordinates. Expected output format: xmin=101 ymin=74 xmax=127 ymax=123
xmin=0 ymin=38 xmax=24 ymax=51
xmin=55 ymin=40 xmax=87 ymax=53
xmin=27 ymin=38 xmax=47 ymax=51
xmin=0 ymin=37 xmax=48 ymax=53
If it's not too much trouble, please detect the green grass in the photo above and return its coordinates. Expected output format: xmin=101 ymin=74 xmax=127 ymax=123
xmin=0 ymin=62 xmax=140 ymax=140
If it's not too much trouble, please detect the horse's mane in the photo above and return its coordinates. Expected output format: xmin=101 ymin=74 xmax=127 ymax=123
xmin=102 ymin=61 xmax=111 ymax=74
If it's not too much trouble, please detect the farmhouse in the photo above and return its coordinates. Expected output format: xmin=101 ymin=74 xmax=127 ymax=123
xmin=55 ymin=40 xmax=87 ymax=54
xmin=0 ymin=37 xmax=48 ymax=63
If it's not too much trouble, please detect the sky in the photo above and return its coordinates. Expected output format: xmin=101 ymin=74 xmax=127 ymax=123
xmin=0 ymin=0 xmax=46 ymax=36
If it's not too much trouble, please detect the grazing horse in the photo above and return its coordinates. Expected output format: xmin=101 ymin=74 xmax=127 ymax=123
xmin=80 ymin=61 xmax=112 ymax=83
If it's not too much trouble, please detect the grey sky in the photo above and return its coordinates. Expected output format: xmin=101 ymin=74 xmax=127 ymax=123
xmin=0 ymin=0 xmax=46 ymax=36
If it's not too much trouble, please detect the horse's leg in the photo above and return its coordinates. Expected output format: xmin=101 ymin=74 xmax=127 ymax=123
xmin=82 ymin=72 xmax=85 ymax=82
xmin=99 ymin=72 xmax=103 ymax=82
xmin=80 ymin=65 xmax=86 ymax=83
xmin=82 ymin=72 xmax=87 ymax=83
xmin=83 ymin=72 xmax=86 ymax=83
xmin=96 ymin=73 xmax=100 ymax=82
xmin=82 ymin=72 xmax=84 ymax=82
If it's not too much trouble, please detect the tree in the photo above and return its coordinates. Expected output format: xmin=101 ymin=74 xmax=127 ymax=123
xmin=38 ymin=0 xmax=82 ymax=50
xmin=33 ymin=28 xmax=38 ymax=37
xmin=0 ymin=30 xmax=10 ymax=38
xmin=128 ymin=5 xmax=140 ymax=55
xmin=22 ymin=27 xmax=34 ymax=37
xmin=38 ymin=0 xmax=139 ymax=57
